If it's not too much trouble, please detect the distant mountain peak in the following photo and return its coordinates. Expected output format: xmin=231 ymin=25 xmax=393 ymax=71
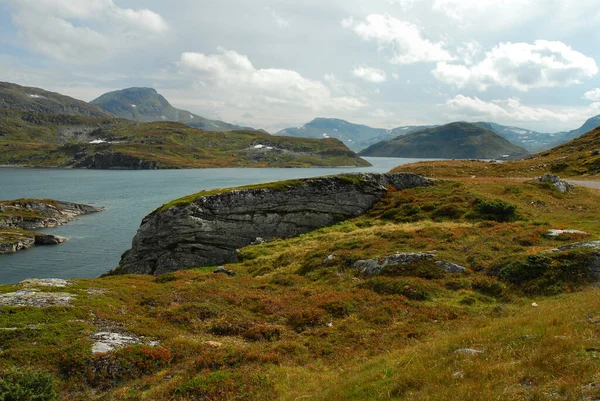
xmin=91 ymin=87 xmax=253 ymax=132
xmin=360 ymin=122 xmax=529 ymax=159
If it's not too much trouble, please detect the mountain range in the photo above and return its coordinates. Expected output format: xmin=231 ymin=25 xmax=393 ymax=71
xmin=277 ymin=117 xmax=600 ymax=153
xmin=0 ymin=82 xmax=369 ymax=169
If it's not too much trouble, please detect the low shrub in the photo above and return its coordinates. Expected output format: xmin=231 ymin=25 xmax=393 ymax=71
xmin=243 ymin=324 xmax=282 ymax=342
xmin=359 ymin=278 xmax=434 ymax=301
xmin=471 ymin=198 xmax=518 ymax=222
xmin=471 ymin=276 xmax=509 ymax=300
xmin=173 ymin=370 xmax=274 ymax=401
xmin=286 ymin=307 xmax=327 ymax=332
xmin=499 ymin=249 xmax=597 ymax=295
xmin=432 ymin=204 xmax=466 ymax=220
xmin=0 ymin=367 xmax=57 ymax=401
xmin=86 ymin=345 xmax=173 ymax=388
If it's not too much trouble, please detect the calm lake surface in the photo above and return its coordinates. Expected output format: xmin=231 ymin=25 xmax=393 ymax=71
xmin=0 ymin=157 xmax=429 ymax=284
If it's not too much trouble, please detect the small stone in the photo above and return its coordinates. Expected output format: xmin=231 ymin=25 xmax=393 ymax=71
xmin=531 ymin=302 xmax=538 ymax=307
xmin=452 ymin=371 xmax=464 ymax=379
xmin=34 ymin=234 xmax=67 ymax=245
xmin=519 ymin=335 xmax=533 ymax=340
xmin=213 ymin=266 xmax=236 ymax=277
xmin=323 ymin=254 xmax=335 ymax=264
xmin=326 ymin=322 xmax=333 ymax=327
xmin=251 ymin=237 xmax=265 ymax=245
xmin=454 ymin=348 xmax=483 ymax=356
xmin=545 ymin=229 xmax=588 ymax=238
xmin=592 ymin=149 xmax=599 ymax=156
xmin=436 ymin=261 xmax=467 ymax=274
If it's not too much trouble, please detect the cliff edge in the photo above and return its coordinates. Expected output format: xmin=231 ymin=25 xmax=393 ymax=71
xmin=118 ymin=173 xmax=433 ymax=275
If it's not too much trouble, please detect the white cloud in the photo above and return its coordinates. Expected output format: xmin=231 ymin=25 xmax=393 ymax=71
xmin=433 ymin=40 xmax=598 ymax=91
xmin=446 ymin=95 xmax=569 ymax=122
xmin=352 ymin=66 xmax=387 ymax=83
xmin=445 ymin=95 xmax=600 ymax=125
xmin=584 ymin=88 xmax=600 ymax=101
xmin=369 ymin=108 xmax=394 ymax=118
xmin=433 ymin=0 xmax=531 ymax=25
xmin=6 ymin=0 xmax=168 ymax=62
xmin=265 ymin=7 xmax=289 ymax=29
xmin=179 ymin=48 xmax=367 ymax=112
xmin=342 ymin=14 xmax=453 ymax=64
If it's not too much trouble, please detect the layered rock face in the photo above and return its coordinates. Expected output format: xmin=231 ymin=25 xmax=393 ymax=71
xmin=119 ymin=173 xmax=433 ymax=275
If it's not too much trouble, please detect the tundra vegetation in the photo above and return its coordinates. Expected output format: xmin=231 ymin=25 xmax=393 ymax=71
xmin=1 ymin=166 xmax=600 ymax=400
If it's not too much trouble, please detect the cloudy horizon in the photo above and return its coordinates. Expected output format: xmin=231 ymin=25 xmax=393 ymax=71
xmin=1 ymin=0 xmax=600 ymax=133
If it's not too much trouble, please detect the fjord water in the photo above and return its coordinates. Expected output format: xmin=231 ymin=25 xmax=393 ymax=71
xmin=0 ymin=157 xmax=422 ymax=284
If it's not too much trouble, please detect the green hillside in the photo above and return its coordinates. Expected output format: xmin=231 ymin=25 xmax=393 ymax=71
xmin=360 ymin=122 xmax=530 ymax=159
xmin=0 ymin=82 xmax=111 ymax=118
xmin=0 ymin=110 xmax=370 ymax=169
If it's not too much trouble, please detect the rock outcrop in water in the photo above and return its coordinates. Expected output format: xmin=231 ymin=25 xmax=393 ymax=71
xmin=118 ymin=173 xmax=433 ymax=275
xmin=0 ymin=199 xmax=104 ymax=254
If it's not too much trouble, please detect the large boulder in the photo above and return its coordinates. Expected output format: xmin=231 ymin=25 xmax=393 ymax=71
xmin=118 ymin=173 xmax=433 ymax=275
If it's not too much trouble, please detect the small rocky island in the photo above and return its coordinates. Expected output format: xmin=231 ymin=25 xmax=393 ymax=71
xmin=0 ymin=199 xmax=104 ymax=254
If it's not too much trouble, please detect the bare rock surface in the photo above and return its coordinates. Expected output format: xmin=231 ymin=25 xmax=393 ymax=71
xmin=353 ymin=253 xmax=437 ymax=277
xmin=353 ymin=253 xmax=467 ymax=277
xmin=19 ymin=278 xmax=70 ymax=288
xmin=545 ymin=229 xmax=589 ymax=237
xmin=0 ymin=199 xmax=104 ymax=230
xmin=0 ymin=290 xmax=75 ymax=307
xmin=119 ymin=173 xmax=433 ymax=275
xmin=538 ymin=174 xmax=574 ymax=193
xmin=91 ymin=331 xmax=160 ymax=353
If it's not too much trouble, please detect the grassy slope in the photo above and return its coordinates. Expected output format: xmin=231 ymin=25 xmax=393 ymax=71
xmin=392 ymin=126 xmax=600 ymax=178
xmin=2 ymin=176 xmax=600 ymax=400
xmin=0 ymin=82 xmax=111 ymax=118
xmin=360 ymin=122 xmax=530 ymax=159
xmin=0 ymin=111 xmax=370 ymax=168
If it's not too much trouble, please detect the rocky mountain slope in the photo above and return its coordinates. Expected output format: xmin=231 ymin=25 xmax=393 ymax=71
xmin=118 ymin=173 xmax=433 ymax=275
xmin=0 ymin=82 xmax=111 ymax=118
xmin=0 ymin=110 xmax=370 ymax=169
xmin=91 ymin=87 xmax=252 ymax=132
xmin=0 ymin=199 xmax=103 ymax=254
xmin=359 ymin=122 xmax=530 ymax=159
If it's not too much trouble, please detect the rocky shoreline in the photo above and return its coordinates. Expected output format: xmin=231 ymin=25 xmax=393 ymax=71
xmin=0 ymin=199 xmax=104 ymax=254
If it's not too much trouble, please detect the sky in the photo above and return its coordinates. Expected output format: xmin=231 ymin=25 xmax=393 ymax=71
xmin=1 ymin=0 xmax=600 ymax=134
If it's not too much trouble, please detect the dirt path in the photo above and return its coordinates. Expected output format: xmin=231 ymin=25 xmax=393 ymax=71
xmin=566 ymin=180 xmax=600 ymax=189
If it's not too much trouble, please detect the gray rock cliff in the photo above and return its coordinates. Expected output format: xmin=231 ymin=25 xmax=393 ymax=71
xmin=118 ymin=173 xmax=433 ymax=275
